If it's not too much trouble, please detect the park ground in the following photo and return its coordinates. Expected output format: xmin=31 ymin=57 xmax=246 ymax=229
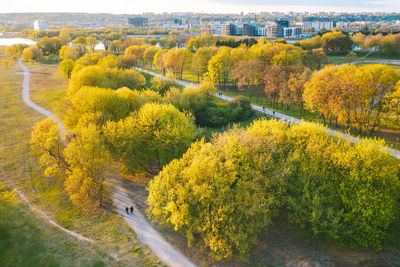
xmin=2 ymin=47 xmax=400 ymax=266
xmin=0 ymin=46 xmax=162 ymax=267
xmin=142 ymin=53 xmax=400 ymax=148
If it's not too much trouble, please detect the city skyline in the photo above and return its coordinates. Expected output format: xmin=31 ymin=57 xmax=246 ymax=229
xmin=1 ymin=0 xmax=399 ymax=14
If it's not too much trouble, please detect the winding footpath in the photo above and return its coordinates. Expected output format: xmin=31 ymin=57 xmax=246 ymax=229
xmin=17 ymin=58 xmax=95 ymax=244
xmin=136 ymin=67 xmax=400 ymax=159
xmin=18 ymin=59 xmax=195 ymax=267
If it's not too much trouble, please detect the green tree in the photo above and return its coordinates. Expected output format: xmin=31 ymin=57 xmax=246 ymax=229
xmin=285 ymin=123 xmax=400 ymax=250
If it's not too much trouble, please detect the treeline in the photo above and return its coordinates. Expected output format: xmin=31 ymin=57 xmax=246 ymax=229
xmin=15 ymin=29 xmax=399 ymax=135
xmin=298 ymin=31 xmax=400 ymax=58
xmin=6 ymin=29 xmax=190 ymax=62
xmin=148 ymin=119 xmax=400 ymax=260
xmin=215 ymin=37 xmax=258 ymax=48
xmin=179 ymin=33 xmax=399 ymax=134
xmin=58 ymin=32 xmax=398 ymax=135
xmin=18 ymin=27 xmax=184 ymax=40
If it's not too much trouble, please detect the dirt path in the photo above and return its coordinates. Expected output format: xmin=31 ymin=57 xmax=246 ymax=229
xmin=14 ymin=188 xmax=97 ymax=244
xmin=18 ymin=58 xmax=65 ymax=131
xmin=16 ymin=58 xmax=97 ymax=245
xmin=136 ymin=67 xmax=400 ymax=159
xmin=113 ymin=182 xmax=196 ymax=267
xmin=19 ymin=59 xmax=196 ymax=267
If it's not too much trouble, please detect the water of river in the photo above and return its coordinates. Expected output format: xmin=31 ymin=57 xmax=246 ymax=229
xmin=0 ymin=37 xmax=106 ymax=50
xmin=0 ymin=38 xmax=36 ymax=46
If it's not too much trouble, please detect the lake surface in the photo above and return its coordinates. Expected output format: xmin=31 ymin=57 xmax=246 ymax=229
xmin=0 ymin=38 xmax=36 ymax=46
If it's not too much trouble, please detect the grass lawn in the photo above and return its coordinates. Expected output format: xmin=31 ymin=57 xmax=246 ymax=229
xmin=0 ymin=48 xmax=161 ymax=266
xmin=0 ymin=183 xmax=111 ymax=267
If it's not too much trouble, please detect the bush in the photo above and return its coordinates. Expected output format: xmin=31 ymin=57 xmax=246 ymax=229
xmin=151 ymin=76 xmax=179 ymax=95
xmin=227 ymin=95 xmax=254 ymax=122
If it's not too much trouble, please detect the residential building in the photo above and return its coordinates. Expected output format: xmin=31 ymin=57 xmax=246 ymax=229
xmin=33 ymin=20 xmax=49 ymax=31
xmin=301 ymin=21 xmax=334 ymax=32
xmin=266 ymin=23 xmax=278 ymax=38
xmin=128 ymin=17 xmax=148 ymax=27
xmin=257 ymin=27 xmax=266 ymax=36
xmin=205 ymin=23 xmax=223 ymax=35
xmin=222 ymin=23 xmax=237 ymax=36
xmin=243 ymin=23 xmax=258 ymax=36
xmin=276 ymin=20 xmax=290 ymax=37
xmin=283 ymin=27 xmax=302 ymax=38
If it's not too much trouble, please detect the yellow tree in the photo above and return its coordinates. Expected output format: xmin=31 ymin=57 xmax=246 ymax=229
xmin=233 ymin=59 xmax=264 ymax=102
xmin=147 ymin=125 xmax=285 ymax=260
xmin=31 ymin=118 xmax=68 ymax=179
xmin=207 ymin=47 xmax=232 ymax=87
xmin=59 ymin=45 xmax=79 ymax=61
xmin=64 ymin=124 xmax=111 ymax=211
xmin=153 ymin=49 xmax=167 ymax=74
xmin=192 ymin=47 xmax=214 ymax=82
xmin=104 ymin=103 xmax=196 ymax=174
xmin=86 ymin=36 xmax=99 ymax=53
xmin=2 ymin=60 xmax=9 ymax=69
xmin=22 ymin=46 xmax=42 ymax=62
xmin=143 ymin=46 xmax=158 ymax=66
xmin=58 ymin=59 xmax=75 ymax=78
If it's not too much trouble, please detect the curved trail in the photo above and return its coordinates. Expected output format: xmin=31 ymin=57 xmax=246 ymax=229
xmin=15 ymin=188 xmax=96 ymax=244
xmin=19 ymin=59 xmax=196 ymax=267
xmin=18 ymin=58 xmax=94 ymax=244
xmin=136 ymin=67 xmax=400 ymax=159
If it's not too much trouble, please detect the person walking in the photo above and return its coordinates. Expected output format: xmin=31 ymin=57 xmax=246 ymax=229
xmin=130 ymin=206 xmax=134 ymax=213
xmin=125 ymin=207 xmax=129 ymax=214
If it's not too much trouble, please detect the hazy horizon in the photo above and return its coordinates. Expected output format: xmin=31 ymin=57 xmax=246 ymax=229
xmin=1 ymin=0 xmax=399 ymax=14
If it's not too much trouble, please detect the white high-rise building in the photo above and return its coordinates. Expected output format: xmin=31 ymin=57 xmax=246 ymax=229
xmin=33 ymin=20 xmax=49 ymax=31
xmin=301 ymin=21 xmax=333 ymax=32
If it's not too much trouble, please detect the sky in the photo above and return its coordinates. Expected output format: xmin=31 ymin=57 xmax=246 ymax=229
xmin=0 ymin=0 xmax=399 ymax=14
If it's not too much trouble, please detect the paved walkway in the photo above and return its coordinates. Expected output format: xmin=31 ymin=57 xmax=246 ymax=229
xmin=135 ymin=67 xmax=400 ymax=159
xmin=19 ymin=59 xmax=196 ymax=267
xmin=351 ymin=59 xmax=400 ymax=65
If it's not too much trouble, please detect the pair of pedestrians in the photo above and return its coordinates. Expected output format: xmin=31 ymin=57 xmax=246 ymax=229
xmin=126 ymin=206 xmax=134 ymax=214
